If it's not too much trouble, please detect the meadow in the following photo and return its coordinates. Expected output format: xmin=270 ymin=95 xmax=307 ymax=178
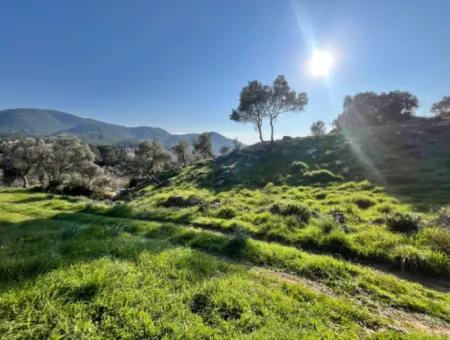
xmin=1 ymin=183 xmax=449 ymax=338
xmin=1 ymin=123 xmax=450 ymax=338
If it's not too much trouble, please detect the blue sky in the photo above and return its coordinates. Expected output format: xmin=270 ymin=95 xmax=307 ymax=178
xmin=1 ymin=0 xmax=449 ymax=143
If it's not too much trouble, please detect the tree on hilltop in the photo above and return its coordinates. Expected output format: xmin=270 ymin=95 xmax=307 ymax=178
xmin=310 ymin=121 xmax=326 ymax=136
xmin=431 ymin=96 xmax=450 ymax=118
xmin=231 ymin=75 xmax=308 ymax=143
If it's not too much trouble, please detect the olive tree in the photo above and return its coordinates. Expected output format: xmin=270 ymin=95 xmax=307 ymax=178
xmin=431 ymin=96 xmax=450 ymax=118
xmin=193 ymin=133 xmax=213 ymax=159
xmin=310 ymin=121 xmax=326 ymax=136
xmin=231 ymin=75 xmax=308 ymax=143
xmin=171 ymin=140 xmax=192 ymax=166
xmin=133 ymin=140 xmax=171 ymax=183
xmin=0 ymin=138 xmax=49 ymax=187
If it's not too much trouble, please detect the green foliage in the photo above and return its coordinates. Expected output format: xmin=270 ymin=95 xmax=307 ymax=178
xmin=302 ymin=169 xmax=342 ymax=184
xmin=1 ymin=188 xmax=450 ymax=338
xmin=290 ymin=161 xmax=309 ymax=174
xmin=386 ymin=213 xmax=421 ymax=234
xmin=216 ymin=207 xmax=236 ymax=219
xmin=317 ymin=216 xmax=342 ymax=234
xmin=352 ymin=196 xmax=376 ymax=209
xmin=269 ymin=203 xmax=311 ymax=223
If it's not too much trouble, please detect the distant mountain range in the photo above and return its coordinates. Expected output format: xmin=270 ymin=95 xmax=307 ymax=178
xmin=0 ymin=108 xmax=235 ymax=152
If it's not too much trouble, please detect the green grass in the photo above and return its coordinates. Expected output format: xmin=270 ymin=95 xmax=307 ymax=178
xmin=1 ymin=189 xmax=449 ymax=338
xmin=96 ymin=179 xmax=450 ymax=279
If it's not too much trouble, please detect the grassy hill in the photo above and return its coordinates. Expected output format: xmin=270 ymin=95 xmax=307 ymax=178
xmin=1 ymin=121 xmax=449 ymax=338
xmin=0 ymin=108 xmax=235 ymax=152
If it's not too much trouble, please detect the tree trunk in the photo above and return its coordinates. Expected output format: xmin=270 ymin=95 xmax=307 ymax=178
xmin=149 ymin=172 xmax=161 ymax=186
xmin=257 ymin=124 xmax=265 ymax=144
xmin=21 ymin=175 xmax=29 ymax=188
xmin=269 ymin=118 xmax=275 ymax=143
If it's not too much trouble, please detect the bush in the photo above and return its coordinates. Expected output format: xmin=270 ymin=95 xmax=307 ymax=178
xmin=290 ymin=161 xmax=309 ymax=174
xmin=320 ymin=230 xmax=355 ymax=257
xmin=302 ymin=169 xmax=342 ymax=184
xmin=224 ymin=227 xmax=248 ymax=257
xmin=161 ymin=195 xmax=204 ymax=208
xmin=216 ymin=207 xmax=236 ymax=219
xmin=386 ymin=213 xmax=421 ymax=233
xmin=416 ymin=227 xmax=450 ymax=256
xmin=377 ymin=204 xmax=392 ymax=214
xmin=328 ymin=209 xmax=346 ymax=224
xmin=352 ymin=196 xmax=376 ymax=209
xmin=270 ymin=203 xmax=311 ymax=223
xmin=436 ymin=206 xmax=450 ymax=227
xmin=317 ymin=216 xmax=341 ymax=234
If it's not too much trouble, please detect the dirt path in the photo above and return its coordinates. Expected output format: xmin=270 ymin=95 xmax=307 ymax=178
xmin=251 ymin=267 xmax=450 ymax=337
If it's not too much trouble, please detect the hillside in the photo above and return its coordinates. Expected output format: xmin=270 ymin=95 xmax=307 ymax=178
xmin=1 ymin=120 xmax=449 ymax=337
xmin=0 ymin=108 xmax=235 ymax=152
xmin=205 ymin=119 xmax=450 ymax=208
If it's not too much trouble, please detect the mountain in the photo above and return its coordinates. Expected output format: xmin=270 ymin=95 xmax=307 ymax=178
xmin=0 ymin=108 xmax=235 ymax=152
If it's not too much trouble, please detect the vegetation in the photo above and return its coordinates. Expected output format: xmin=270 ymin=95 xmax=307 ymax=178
xmin=230 ymin=75 xmax=308 ymax=143
xmin=334 ymin=91 xmax=419 ymax=129
xmin=311 ymin=120 xmax=326 ymax=136
xmin=1 ymin=189 xmax=449 ymax=338
xmin=1 ymin=92 xmax=450 ymax=337
xmin=431 ymin=96 xmax=450 ymax=119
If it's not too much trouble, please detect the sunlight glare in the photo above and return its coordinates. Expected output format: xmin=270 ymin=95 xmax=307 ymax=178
xmin=309 ymin=50 xmax=334 ymax=77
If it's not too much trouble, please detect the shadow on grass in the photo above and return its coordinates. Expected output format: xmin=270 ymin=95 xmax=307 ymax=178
xmin=0 ymin=212 xmax=232 ymax=291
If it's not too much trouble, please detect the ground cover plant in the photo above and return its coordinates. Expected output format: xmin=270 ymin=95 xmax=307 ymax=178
xmin=1 ymin=187 xmax=449 ymax=338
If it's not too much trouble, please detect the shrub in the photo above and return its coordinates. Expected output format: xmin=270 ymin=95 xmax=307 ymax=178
xmin=386 ymin=213 xmax=421 ymax=234
xmin=290 ymin=161 xmax=309 ymax=174
xmin=377 ymin=204 xmax=392 ymax=214
xmin=416 ymin=227 xmax=450 ymax=256
xmin=436 ymin=206 xmax=450 ymax=227
xmin=329 ymin=209 xmax=346 ymax=224
xmin=317 ymin=216 xmax=341 ymax=234
xmin=161 ymin=195 xmax=204 ymax=208
xmin=320 ymin=230 xmax=355 ymax=257
xmin=352 ymin=196 xmax=376 ymax=209
xmin=270 ymin=203 xmax=311 ymax=223
xmin=302 ymin=169 xmax=342 ymax=184
xmin=224 ymin=227 xmax=248 ymax=256
xmin=216 ymin=207 xmax=236 ymax=219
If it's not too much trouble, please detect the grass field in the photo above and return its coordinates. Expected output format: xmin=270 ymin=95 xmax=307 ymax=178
xmin=1 ymin=124 xmax=450 ymax=338
xmin=1 ymin=187 xmax=449 ymax=338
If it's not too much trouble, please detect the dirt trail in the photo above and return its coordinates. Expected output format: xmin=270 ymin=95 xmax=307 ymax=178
xmin=83 ymin=210 xmax=450 ymax=292
xmin=252 ymin=267 xmax=450 ymax=337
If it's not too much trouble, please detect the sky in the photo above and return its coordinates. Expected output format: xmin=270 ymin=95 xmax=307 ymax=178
xmin=0 ymin=0 xmax=449 ymax=144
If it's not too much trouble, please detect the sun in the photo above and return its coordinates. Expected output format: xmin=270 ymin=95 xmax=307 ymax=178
xmin=309 ymin=50 xmax=334 ymax=77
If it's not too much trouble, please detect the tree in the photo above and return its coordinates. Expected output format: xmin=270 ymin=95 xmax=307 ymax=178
xmin=0 ymin=138 xmax=49 ymax=187
xmin=43 ymin=137 xmax=99 ymax=187
xmin=310 ymin=121 xmax=326 ymax=136
xmin=334 ymin=91 xmax=418 ymax=129
xmin=171 ymin=140 xmax=192 ymax=166
xmin=231 ymin=75 xmax=308 ymax=143
xmin=193 ymin=133 xmax=213 ymax=159
xmin=219 ymin=146 xmax=230 ymax=155
xmin=133 ymin=140 xmax=171 ymax=183
xmin=431 ymin=96 xmax=450 ymax=118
